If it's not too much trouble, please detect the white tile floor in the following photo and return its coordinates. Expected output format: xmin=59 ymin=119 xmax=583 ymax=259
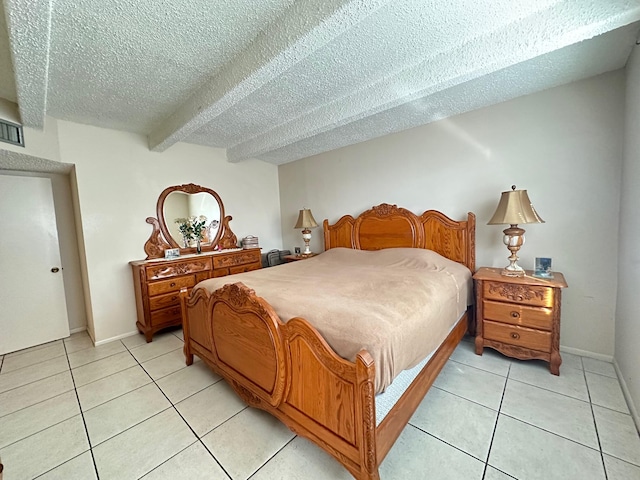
xmin=1 ymin=330 xmax=639 ymax=480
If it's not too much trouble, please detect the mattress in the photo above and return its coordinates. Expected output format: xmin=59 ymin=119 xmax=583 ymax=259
xmin=196 ymin=247 xmax=471 ymax=393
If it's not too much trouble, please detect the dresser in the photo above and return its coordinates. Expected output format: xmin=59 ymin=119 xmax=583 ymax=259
xmin=473 ymin=267 xmax=567 ymax=375
xmin=131 ymin=249 xmax=261 ymax=342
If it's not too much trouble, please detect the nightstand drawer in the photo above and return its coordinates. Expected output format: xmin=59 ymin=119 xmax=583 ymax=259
xmin=148 ymin=275 xmax=196 ymax=296
xmin=484 ymin=320 xmax=551 ymax=352
xmin=483 ymin=300 xmax=553 ymax=331
xmin=483 ymin=281 xmax=553 ymax=308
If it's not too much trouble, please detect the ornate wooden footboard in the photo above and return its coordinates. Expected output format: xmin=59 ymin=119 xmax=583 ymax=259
xmin=180 ymin=204 xmax=475 ymax=479
xmin=181 ymin=282 xmax=469 ymax=480
xmin=181 ymin=282 xmax=379 ymax=479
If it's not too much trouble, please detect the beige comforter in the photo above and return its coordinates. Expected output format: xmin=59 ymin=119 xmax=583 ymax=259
xmin=196 ymin=247 xmax=471 ymax=393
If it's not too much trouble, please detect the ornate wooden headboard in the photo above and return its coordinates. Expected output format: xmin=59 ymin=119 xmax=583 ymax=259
xmin=323 ymin=203 xmax=476 ymax=272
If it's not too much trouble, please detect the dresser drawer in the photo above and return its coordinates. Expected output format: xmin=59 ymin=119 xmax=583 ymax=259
xmin=483 ymin=281 xmax=553 ymax=308
xmin=150 ymin=305 xmax=182 ymax=327
xmin=484 ymin=320 xmax=551 ymax=352
xmin=146 ymin=258 xmax=213 ymax=280
xmin=229 ymin=263 xmax=261 ymax=275
xmin=149 ymin=290 xmax=186 ymax=311
xmin=148 ymin=275 xmax=195 ymax=296
xmin=483 ymin=300 xmax=552 ymax=331
xmin=213 ymin=250 xmax=261 ymax=269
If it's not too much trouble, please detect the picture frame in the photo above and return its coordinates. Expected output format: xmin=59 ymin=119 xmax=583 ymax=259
xmin=533 ymin=257 xmax=553 ymax=278
xmin=164 ymin=247 xmax=180 ymax=259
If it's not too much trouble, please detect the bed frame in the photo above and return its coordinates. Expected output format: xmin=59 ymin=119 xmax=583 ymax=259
xmin=180 ymin=204 xmax=475 ymax=479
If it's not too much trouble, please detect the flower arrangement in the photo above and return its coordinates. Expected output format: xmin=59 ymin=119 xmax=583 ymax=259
xmin=190 ymin=215 xmax=208 ymax=241
xmin=174 ymin=215 xmax=208 ymax=249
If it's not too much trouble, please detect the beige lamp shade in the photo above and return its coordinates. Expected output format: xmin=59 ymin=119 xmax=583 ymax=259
xmin=294 ymin=209 xmax=318 ymax=229
xmin=488 ymin=186 xmax=544 ymax=225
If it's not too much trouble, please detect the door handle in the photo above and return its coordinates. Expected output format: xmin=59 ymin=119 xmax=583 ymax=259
xmin=51 ymin=267 xmax=60 ymax=273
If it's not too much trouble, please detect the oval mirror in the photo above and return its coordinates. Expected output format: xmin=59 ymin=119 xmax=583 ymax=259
xmin=156 ymin=184 xmax=225 ymax=254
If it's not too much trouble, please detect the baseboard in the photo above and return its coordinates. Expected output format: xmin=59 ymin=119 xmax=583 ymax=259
xmin=559 ymin=345 xmax=613 ymax=363
xmin=93 ymin=330 xmax=140 ymax=346
xmin=613 ymin=359 xmax=640 ymax=433
xmin=69 ymin=326 xmax=87 ymax=335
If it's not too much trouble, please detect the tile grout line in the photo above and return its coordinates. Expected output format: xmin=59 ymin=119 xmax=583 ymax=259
xmin=481 ymin=361 xmax=511 ymax=480
xmin=120 ymin=335 xmax=237 ymax=479
xmin=0 ymin=352 xmax=68 ymax=375
xmin=63 ymin=337 xmax=101 ymax=480
xmin=0 ymin=385 xmax=76 ymax=421
xmin=409 ymin=427 xmax=490 ymax=465
xmin=247 ymin=435 xmax=298 ymax=480
xmin=496 ymin=412 xmax=604 ymax=453
xmin=1 ymin=340 xmax=63 ymax=360
xmin=584 ymin=357 xmax=610 ymax=480
xmin=147 ymin=330 xmax=288 ymax=479
xmin=505 ymin=374 xmax=590 ymax=405
xmin=427 ymin=384 xmax=503 ymax=413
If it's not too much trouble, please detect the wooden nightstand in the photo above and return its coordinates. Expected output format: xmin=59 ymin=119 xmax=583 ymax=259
xmin=283 ymin=253 xmax=317 ymax=262
xmin=473 ymin=267 xmax=568 ymax=375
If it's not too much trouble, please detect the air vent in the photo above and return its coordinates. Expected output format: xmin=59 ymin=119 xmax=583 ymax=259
xmin=0 ymin=119 xmax=24 ymax=147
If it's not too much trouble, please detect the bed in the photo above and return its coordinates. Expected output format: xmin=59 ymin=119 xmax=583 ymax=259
xmin=179 ymin=203 xmax=476 ymax=480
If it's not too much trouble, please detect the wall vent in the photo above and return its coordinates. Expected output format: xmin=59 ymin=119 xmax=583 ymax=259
xmin=0 ymin=119 xmax=24 ymax=147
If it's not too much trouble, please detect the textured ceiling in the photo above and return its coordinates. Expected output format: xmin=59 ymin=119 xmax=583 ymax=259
xmin=1 ymin=0 xmax=639 ymax=165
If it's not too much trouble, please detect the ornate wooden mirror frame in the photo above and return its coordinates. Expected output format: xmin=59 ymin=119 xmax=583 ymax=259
xmin=143 ymin=183 xmax=238 ymax=259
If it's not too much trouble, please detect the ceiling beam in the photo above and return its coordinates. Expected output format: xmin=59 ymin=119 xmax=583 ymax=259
xmin=3 ymin=0 xmax=53 ymax=129
xmin=147 ymin=0 xmax=391 ymax=153
xmin=227 ymin=0 xmax=640 ymax=163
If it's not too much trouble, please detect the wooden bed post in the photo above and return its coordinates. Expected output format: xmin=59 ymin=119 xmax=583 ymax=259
xmin=179 ymin=287 xmax=194 ymax=365
xmin=355 ymin=351 xmax=380 ymax=480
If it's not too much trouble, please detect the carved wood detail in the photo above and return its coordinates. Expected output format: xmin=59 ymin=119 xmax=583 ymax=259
xmin=231 ymin=380 xmax=264 ymax=407
xmin=146 ymin=259 xmax=211 ymax=280
xmin=143 ymin=217 xmax=172 ymax=260
xmin=360 ymin=370 xmax=377 ymax=476
xmin=488 ymin=282 xmax=545 ymax=303
xmin=218 ymin=215 xmax=238 ymax=249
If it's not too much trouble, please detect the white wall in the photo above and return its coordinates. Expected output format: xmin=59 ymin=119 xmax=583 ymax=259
xmin=55 ymin=121 xmax=282 ymax=343
xmin=279 ymin=70 xmax=625 ymax=357
xmin=616 ymin=45 xmax=640 ymax=425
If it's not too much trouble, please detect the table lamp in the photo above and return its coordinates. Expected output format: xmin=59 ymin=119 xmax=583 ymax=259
xmin=294 ymin=208 xmax=318 ymax=256
xmin=488 ymin=185 xmax=544 ymax=277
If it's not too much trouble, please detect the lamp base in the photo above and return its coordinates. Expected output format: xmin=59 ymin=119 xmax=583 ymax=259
xmin=501 ymin=267 xmax=525 ymax=277
xmin=501 ymin=225 xmax=526 ymax=277
xmin=301 ymin=228 xmax=312 ymax=256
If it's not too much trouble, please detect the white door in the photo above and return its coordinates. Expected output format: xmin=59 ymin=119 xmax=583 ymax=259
xmin=0 ymin=174 xmax=70 ymax=354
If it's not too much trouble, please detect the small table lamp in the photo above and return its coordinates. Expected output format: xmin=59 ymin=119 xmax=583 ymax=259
xmin=488 ymin=185 xmax=544 ymax=277
xmin=294 ymin=208 xmax=318 ymax=256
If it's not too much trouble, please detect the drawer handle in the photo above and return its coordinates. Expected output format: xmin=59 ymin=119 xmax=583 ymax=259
xmin=170 ymin=282 xmax=176 ymax=287
xmin=510 ymin=311 xmax=520 ymax=319
xmin=510 ymin=332 xmax=520 ymax=340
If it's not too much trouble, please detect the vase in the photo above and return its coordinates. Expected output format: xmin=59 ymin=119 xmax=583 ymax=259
xmin=182 ymin=236 xmax=189 ymax=248
xmin=196 ymin=237 xmax=202 ymax=254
